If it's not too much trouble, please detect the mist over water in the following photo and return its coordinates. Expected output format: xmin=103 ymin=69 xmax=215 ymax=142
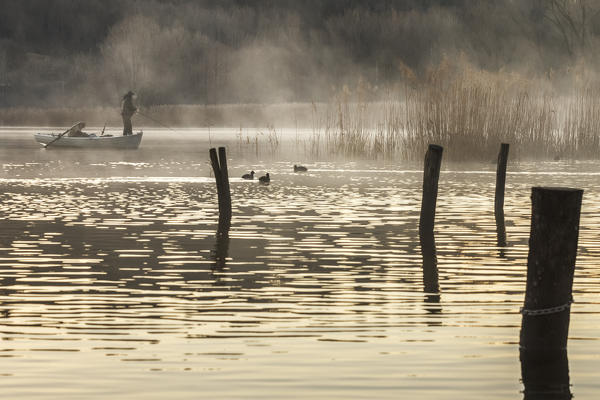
xmin=3 ymin=1 xmax=600 ymax=398
xmin=1 ymin=129 xmax=600 ymax=398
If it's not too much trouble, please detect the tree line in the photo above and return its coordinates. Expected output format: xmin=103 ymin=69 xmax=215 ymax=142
xmin=1 ymin=0 xmax=600 ymax=107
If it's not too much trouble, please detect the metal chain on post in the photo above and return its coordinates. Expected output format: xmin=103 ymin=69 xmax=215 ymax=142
xmin=520 ymin=298 xmax=574 ymax=316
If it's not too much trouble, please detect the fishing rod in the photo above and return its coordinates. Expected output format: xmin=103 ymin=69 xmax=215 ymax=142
xmin=137 ymin=111 xmax=178 ymax=133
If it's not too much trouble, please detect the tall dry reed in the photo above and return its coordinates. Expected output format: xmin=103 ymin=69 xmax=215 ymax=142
xmin=309 ymin=63 xmax=600 ymax=161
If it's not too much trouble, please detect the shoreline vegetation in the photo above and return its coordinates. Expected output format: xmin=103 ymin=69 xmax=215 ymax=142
xmin=3 ymin=64 xmax=600 ymax=162
xmin=304 ymin=62 xmax=600 ymax=162
xmin=0 ymin=103 xmax=316 ymax=130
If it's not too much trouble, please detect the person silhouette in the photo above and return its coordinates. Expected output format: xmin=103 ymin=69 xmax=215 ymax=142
xmin=121 ymin=91 xmax=137 ymax=136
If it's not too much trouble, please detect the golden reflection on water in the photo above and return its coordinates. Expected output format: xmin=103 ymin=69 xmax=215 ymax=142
xmin=1 ymin=129 xmax=600 ymax=398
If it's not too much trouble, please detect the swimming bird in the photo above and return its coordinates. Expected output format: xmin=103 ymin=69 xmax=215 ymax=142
xmin=259 ymin=173 xmax=270 ymax=184
xmin=242 ymin=170 xmax=255 ymax=180
xmin=294 ymin=164 xmax=308 ymax=172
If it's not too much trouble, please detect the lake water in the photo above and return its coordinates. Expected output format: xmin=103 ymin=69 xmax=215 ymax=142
xmin=1 ymin=127 xmax=599 ymax=399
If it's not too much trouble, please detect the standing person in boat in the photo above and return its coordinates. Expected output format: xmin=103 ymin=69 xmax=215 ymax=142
xmin=121 ymin=91 xmax=138 ymax=136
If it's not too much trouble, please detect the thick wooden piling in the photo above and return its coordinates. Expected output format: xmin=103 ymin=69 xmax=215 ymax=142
xmin=520 ymin=187 xmax=582 ymax=352
xmin=520 ymin=349 xmax=571 ymax=400
xmin=209 ymin=147 xmax=232 ymax=235
xmin=419 ymin=144 xmax=443 ymax=292
xmin=419 ymin=144 xmax=444 ymax=239
xmin=494 ymin=143 xmax=510 ymax=220
xmin=495 ymin=143 xmax=509 ymax=247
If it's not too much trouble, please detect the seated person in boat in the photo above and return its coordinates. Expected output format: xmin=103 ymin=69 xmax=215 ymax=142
xmin=66 ymin=122 xmax=89 ymax=137
xmin=121 ymin=91 xmax=138 ymax=136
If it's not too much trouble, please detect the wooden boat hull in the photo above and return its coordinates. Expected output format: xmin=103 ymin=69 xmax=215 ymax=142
xmin=34 ymin=132 xmax=143 ymax=149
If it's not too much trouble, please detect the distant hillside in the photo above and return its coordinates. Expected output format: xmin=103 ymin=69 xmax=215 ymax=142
xmin=1 ymin=0 xmax=600 ymax=107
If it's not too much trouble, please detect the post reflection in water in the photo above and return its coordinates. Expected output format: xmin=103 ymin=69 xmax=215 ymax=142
xmin=520 ymin=349 xmax=572 ymax=400
xmin=496 ymin=208 xmax=508 ymax=258
xmin=421 ymin=237 xmax=440 ymax=294
xmin=3 ymin=129 xmax=600 ymax=398
xmin=212 ymin=232 xmax=230 ymax=270
xmin=420 ymin=232 xmax=442 ymax=320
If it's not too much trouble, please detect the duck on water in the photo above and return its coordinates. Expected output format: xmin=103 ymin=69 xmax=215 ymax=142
xmin=242 ymin=171 xmax=255 ymax=180
xmin=294 ymin=164 xmax=308 ymax=172
xmin=259 ymin=173 xmax=270 ymax=184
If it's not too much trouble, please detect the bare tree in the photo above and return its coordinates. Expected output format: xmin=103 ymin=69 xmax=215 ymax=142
xmin=542 ymin=0 xmax=600 ymax=57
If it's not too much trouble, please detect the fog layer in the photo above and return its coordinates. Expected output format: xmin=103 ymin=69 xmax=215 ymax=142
xmin=2 ymin=0 xmax=600 ymax=107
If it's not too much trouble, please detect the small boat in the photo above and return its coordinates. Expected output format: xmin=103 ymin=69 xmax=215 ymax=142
xmin=34 ymin=132 xmax=143 ymax=149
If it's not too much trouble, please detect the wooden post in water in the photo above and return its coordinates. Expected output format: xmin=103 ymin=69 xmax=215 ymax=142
xmin=495 ymin=143 xmax=509 ymax=247
xmin=519 ymin=187 xmax=581 ymax=399
xmin=520 ymin=348 xmax=571 ymax=400
xmin=419 ymin=144 xmax=443 ymax=292
xmin=520 ymin=187 xmax=582 ymax=352
xmin=209 ymin=147 xmax=232 ymax=235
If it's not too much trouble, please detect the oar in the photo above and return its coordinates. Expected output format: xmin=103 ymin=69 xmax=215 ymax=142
xmin=137 ymin=111 xmax=178 ymax=133
xmin=44 ymin=122 xmax=82 ymax=148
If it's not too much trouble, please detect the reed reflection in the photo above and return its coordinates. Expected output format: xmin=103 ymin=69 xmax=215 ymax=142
xmin=520 ymin=349 xmax=571 ymax=400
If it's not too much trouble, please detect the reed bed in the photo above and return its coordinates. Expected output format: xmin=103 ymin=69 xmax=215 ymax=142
xmin=3 ymin=65 xmax=600 ymax=162
xmin=236 ymin=124 xmax=281 ymax=156
xmin=309 ymin=67 xmax=600 ymax=161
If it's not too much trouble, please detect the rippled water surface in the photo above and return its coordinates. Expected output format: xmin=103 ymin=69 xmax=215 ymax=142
xmin=1 ymin=127 xmax=600 ymax=399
